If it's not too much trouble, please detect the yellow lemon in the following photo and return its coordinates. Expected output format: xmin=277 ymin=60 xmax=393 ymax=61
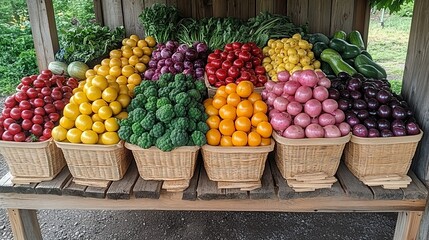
xmin=52 ymin=126 xmax=67 ymax=141
xmin=91 ymin=99 xmax=108 ymax=113
xmin=59 ymin=116 xmax=75 ymax=129
xmin=81 ymin=130 xmax=98 ymax=144
xmin=109 ymin=101 xmax=122 ymax=115
xmin=66 ymin=128 xmax=82 ymax=143
xmin=79 ymin=102 xmax=93 ymax=115
xmin=100 ymin=132 xmax=120 ymax=145
xmin=92 ymin=121 xmax=105 ymax=134
xmin=102 ymin=87 xmax=118 ymax=103
xmin=86 ymin=86 xmax=102 ymax=101
xmin=104 ymin=118 xmax=119 ymax=132
xmin=63 ymin=103 xmax=80 ymax=120
xmin=75 ymin=115 xmax=93 ymax=131
xmin=98 ymin=106 xmax=113 ymax=120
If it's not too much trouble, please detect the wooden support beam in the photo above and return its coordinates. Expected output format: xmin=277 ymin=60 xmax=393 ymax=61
xmin=7 ymin=209 xmax=42 ymax=240
xmin=394 ymin=211 xmax=422 ymax=240
xmin=93 ymin=0 xmax=103 ymax=24
xmin=352 ymin=0 xmax=370 ymax=46
xmin=122 ymin=0 xmax=145 ymax=38
xmin=418 ymin=195 xmax=429 ymax=239
xmin=26 ymin=0 xmax=59 ymax=71
xmin=101 ymin=0 xmax=124 ymax=30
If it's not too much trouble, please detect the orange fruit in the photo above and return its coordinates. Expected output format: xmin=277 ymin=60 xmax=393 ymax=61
xmin=98 ymin=106 xmax=113 ymax=120
xmin=235 ymin=117 xmax=251 ymax=132
xmin=206 ymin=115 xmax=221 ymax=129
xmin=256 ymin=122 xmax=273 ymax=138
xmin=248 ymin=132 xmax=262 ymax=146
xmin=260 ymin=138 xmax=271 ymax=146
xmin=219 ymin=104 xmax=237 ymax=120
xmin=109 ymin=101 xmax=122 ymax=115
xmin=251 ymin=112 xmax=268 ymax=127
xmin=236 ymin=81 xmax=254 ymax=98
xmin=212 ymin=96 xmax=227 ymax=109
xmin=236 ymin=100 xmax=253 ymax=118
xmin=206 ymin=129 xmax=221 ymax=146
xmin=205 ymin=105 xmax=219 ymax=116
xmin=226 ymin=93 xmax=241 ymax=107
xmin=122 ymin=38 xmax=129 ymax=46
xmin=219 ymin=119 xmax=235 ymax=136
xmin=253 ymin=100 xmax=268 ymax=114
xmin=220 ymin=135 xmax=233 ymax=146
xmin=102 ymin=87 xmax=118 ymax=103
xmin=247 ymin=92 xmax=262 ymax=103
xmin=91 ymin=99 xmax=108 ymax=113
xmin=215 ymin=86 xmax=228 ymax=98
xmin=225 ymin=83 xmax=237 ymax=94
xmin=203 ymin=98 xmax=213 ymax=108
xmin=122 ymin=49 xmax=133 ymax=58
xmin=232 ymin=131 xmax=248 ymax=146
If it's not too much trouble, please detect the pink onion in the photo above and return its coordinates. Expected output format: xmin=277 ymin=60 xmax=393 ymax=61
xmin=317 ymin=77 xmax=331 ymax=88
xmin=294 ymin=86 xmax=313 ymax=103
xmin=261 ymin=90 xmax=268 ymax=100
xmin=304 ymin=99 xmax=322 ymax=118
xmin=313 ymin=86 xmax=329 ymax=101
xmin=269 ymin=109 xmax=281 ymax=119
xmin=272 ymin=83 xmax=284 ymax=96
xmin=318 ymin=113 xmax=336 ymax=127
xmin=322 ymin=99 xmax=338 ymax=113
xmin=298 ymin=70 xmax=319 ymax=87
xmin=266 ymin=92 xmax=277 ymax=106
xmin=337 ymin=122 xmax=351 ymax=136
xmin=273 ymin=97 xmax=289 ymax=112
xmin=270 ymin=112 xmax=292 ymax=131
xmin=290 ymin=70 xmax=302 ymax=81
xmin=287 ymin=101 xmax=303 ymax=116
xmin=332 ymin=109 xmax=345 ymax=124
xmin=294 ymin=113 xmax=311 ymax=128
xmin=305 ymin=124 xmax=325 ymax=138
xmin=324 ymin=125 xmax=342 ymax=138
xmin=283 ymin=125 xmax=305 ymax=139
xmin=286 ymin=95 xmax=295 ymax=102
xmin=277 ymin=71 xmax=291 ymax=82
xmin=311 ymin=117 xmax=319 ymax=124
xmin=265 ymin=81 xmax=275 ymax=91
xmin=283 ymin=80 xmax=301 ymax=95
xmin=315 ymin=70 xmax=326 ymax=79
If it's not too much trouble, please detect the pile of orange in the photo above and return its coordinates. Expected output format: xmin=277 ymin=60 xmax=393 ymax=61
xmin=204 ymin=81 xmax=273 ymax=147
xmin=52 ymin=35 xmax=156 ymax=145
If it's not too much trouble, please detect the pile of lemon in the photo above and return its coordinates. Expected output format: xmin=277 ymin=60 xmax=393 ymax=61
xmin=262 ymin=33 xmax=321 ymax=81
xmin=52 ymin=35 xmax=156 ymax=144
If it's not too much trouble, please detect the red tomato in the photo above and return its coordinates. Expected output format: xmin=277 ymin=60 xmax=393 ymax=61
xmin=252 ymin=57 xmax=262 ymax=67
xmin=14 ymin=132 xmax=26 ymax=142
xmin=213 ymin=49 xmax=222 ymax=55
xmin=232 ymin=42 xmax=242 ymax=49
xmin=33 ymin=98 xmax=45 ymax=107
xmin=15 ymin=91 xmax=28 ymax=102
xmin=4 ymin=96 xmax=17 ymax=108
xmin=252 ymin=47 xmax=262 ymax=56
xmin=250 ymin=76 xmax=258 ymax=85
xmin=31 ymin=124 xmax=43 ymax=136
xmin=21 ymin=109 xmax=34 ymax=120
xmin=241 ymin=43 xmax=251 ymax=51
xmin=33 ymin=79 xmax=45 ymax=88
xmin=227 ymin=66 xmax=240 ymax=78
xmin=2 ymin=131 xmax=14 ymax=141
xmin=215 ymin=69 xmax=228 ymax=81
xmin=21 ymin=77 xmax=33 ymax=86
xmin=239 ymin=51 xmax=252 ymax=62
xmin=49 ymin=113 xmax=60 ymax=122
xmin=26 ymin=88 xmax=38 ymax=99
xmin=44 ymin=103 xmax=56 ymax=114
xmin=34 ymin=107 xmax=45 ymax=116
xmin=258 ymin=75 xmax=268 ymax=84
xmin=225 ymin=77 xmax=235 ymax=84
xmin=208 ymin=53 xmax=220 ymax=62
xmin=220 ymin=52 xmax=228 ymax=60
xmin=19 ymin=100 xmax=31 ymax=110
xmin=63 ymin=92 xmax=72 ymax=100
xmin=8 ymin=123 xmax=21 ymax=135
xmin=51 ymin=90 xmax=63 ymax=100
xmin=255 ymin=66 xmax=266 ymax=75
xmin=44 ymin=121 xmax=55 ymax=129
xmin=3 ymin=118 xmax=15 ymax=129
xmin=233 ymin=59 xmax=244 ymax=68
xmin=211 ymin=59 xmax=222 ymax=69
xmin=221 ymin=60 xmax=233 ymax=70
xmin=43 ymin=128 xmax=52 ymax=138
xmin=41 ymin=87 xmax=51 ymax=96
xmin=32 ymin=115 xmax=44 ymax=125
xmin=39 ymin=136 xmax=50 ymax=142
xmin=66 ymin=78 xmax=78 ymax=89
xmin=43 ymin=96 xmax=53 ymax=104
xmin=224 ymin=43 xmax=233 ymax=52
xmin=10 ymin=108 xmax=22 ymax=120
xmin=226 ymin=53 xmax=236 ymax=62
xmin=249 ymin=42 xmax=257 ymax=48
xmin=208 ymin=74 xmax=217 ymax=85
xmin=2 ymin=108 xmax=11 ymax=118
xmin=21 ymin=119 xmax=33 ymax=131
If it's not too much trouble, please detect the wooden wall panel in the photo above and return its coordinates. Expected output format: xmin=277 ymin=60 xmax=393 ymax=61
xmin=176 ymin=0 xmax=192 ymax=17
xmin=273 ymin=0 xmax=287 ymax=15
xmin=93 ymin=0 xmax=103 ymax=24
xmin=353 ymin=0 xmax=370 ymax=45
xmin=192 ymin=0 xmax=213 ymax=19
xmin=256 ymin=0 xmax=274 ymax=14
xmin=101 ymin=0 xmax=124 ymax=30
xmin=402 ymin=0 xmax=429 ymax=185
xmin=122 ymin=0 xmax=145 ymax=38
xmin=308 ymin=0 xmax=331 ymax=35
xmin=212 ymin=0 xmax=228 ymax=17
xmin=26 ymin=0 xmax=59 ymax=70
xmin=330 ymin=0 xmax=354 ymax=35
xmin=287 ymin=0 xmax=309 ymax=26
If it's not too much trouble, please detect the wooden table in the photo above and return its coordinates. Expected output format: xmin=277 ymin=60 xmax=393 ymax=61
xmin=0 ymin=160 xmax=427 ymax=240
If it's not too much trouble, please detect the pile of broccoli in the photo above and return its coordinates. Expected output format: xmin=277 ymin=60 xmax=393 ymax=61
xmin=118 ymin=73 xmax=209 ymax=151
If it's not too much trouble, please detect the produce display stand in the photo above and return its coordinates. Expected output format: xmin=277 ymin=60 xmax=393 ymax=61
xmin=0 ymin=156 xmax=427 ymax=239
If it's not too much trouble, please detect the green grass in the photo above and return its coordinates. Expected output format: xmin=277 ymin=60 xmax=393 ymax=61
xmin=367 ymin=11 xmax=412 ymax=93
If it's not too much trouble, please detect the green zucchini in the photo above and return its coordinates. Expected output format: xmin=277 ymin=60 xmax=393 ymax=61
xmin=312 ymin=42 xmax=328 ymax=58
xmin=333 ymin=30 xmax=347 ymax=40
xmin=308 ymin=33 xmax=330 ymax=45
xmin=354 ymin=64 xmax=385 ymax=79
xmin=329 ymin=38 xmax=361 ymax=59
xmin=320 ymin=49 xmax=357 ymax=76
xmin=347 ymin=30 xmax=365 ymax=50
xmin=361 ymin=50 xmax=373 ymax=60
xmin=344 ymin=58 xmax=355 ymax=66
xmin=321 ymin=61 xmax=335 ymax=76
xmin=354 ymin=54 xmax=387 ymax=78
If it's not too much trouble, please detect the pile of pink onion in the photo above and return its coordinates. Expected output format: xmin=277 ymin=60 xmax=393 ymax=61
xmin=262 ymin=70 xmax=351 ymax=139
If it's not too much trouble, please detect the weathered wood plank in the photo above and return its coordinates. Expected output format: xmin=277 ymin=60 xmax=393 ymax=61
xmin=35 ymin=168 xmax=72 ymax=195
xmin=212 ymin=0 xmax=227 ymax=18
xmin=330 ymin=0 xmax=354 ymax=35
xmin=192 ymin=0 xmax=212 ymax=19
xmin=270 ymin=158 xmax=295 ymax=199
xmin=7 ymin=209 xmax=42 ymax=240
xmin=26 ymin=0 xmax=59 ymax=71
xmin=402 ymin=171 xmax=428 ymax=200
xmin=287 ymin=0 xmax=309 ymax=26
xmin=249 ymin=161 xmax=276 ymax=199
xmin=256 ymin=0 xmax=273 ymax=14
xmin=133 ymin=177 xmax=162 ymax=199
xmin=0 ymin=172 xmax=14 ymax=193
xmin=272 ymin=0 xmax=287 ymax=15
xmin=83 ymin=184 xmax=111 ymax=199
xmin=308 ymin=0 xmax=331 ymax=34
xmin=62 ymin=178 xmax=87 ymax=197
xmin=182 ymin=160 xmax=201 ymax=201
xmin=290 ymin=181 xmax=344 ymax=199
xmin=352 ymin=0 xmax=370 ymax=46
xmin=418 ymin=195 xmax=429 ymax=239
xmin=394 ymin=211 xmax=422 ymax=240
xmin=197 ymin=162 xmax=228 ymax=200
xmin=337 ymin=162 xmax=373 ymax=200
xmin=14 ymin=183 xmax=37 ymax=194
xmin=101 ymin=0 xmax=124 ymax=30
xmin=176 ymin=0 xmax=192 ymax=17
xmin=93 ymin=0 xmax=103 ymax=24
xmin=107 ymin=163 xmax=139 ymax=200
xmin=224 ymin=188 xmax=248 ymax=199
xmin=122 ymin=0 xmax=145 ymax=38
xmin=370 ymin=186 xmax=404 ymax=200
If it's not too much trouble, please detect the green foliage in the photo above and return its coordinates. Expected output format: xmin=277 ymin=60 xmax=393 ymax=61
xmin=393 ymin=0 xmax=414 ymax=17
xmin=370 ymin=0 xmax=413 ymax=13
xmin=389 ymin=80 xmax=402 ymax=94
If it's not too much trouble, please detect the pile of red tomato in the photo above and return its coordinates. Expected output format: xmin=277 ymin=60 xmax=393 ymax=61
xmin=205 ymin=42 xmax=267 ymax=87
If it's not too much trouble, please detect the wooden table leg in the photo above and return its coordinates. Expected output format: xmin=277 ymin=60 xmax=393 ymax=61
xmin=393 ymin=211 xmax=423 ymax=240
xmin=7 ymin=209 xmax=42 ymax=240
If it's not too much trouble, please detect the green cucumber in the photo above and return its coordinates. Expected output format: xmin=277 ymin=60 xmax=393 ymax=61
xmin=361 ymin=50 xmax=373 ymax=60
xmin=329 ymin=38 xmax=361 ymax=59
xmin=320 ymin=49 xmax=357 ymax=76
xmin=333 ymin=30 xmax=347 ymax=40
xmin=354 ymin=64 xmax=385 ymax=79
xmin=347 ymin=30 xmax=365 ymax=50
xmin=308 ymin=33 xmax=330 ymax=45
xmin=312 ymin=42 xmax=328 ymax=58
xmin=354 ymin=54 xmax=387 ymax=78
xmin=321 ymin=61 xmax=335 ymax=76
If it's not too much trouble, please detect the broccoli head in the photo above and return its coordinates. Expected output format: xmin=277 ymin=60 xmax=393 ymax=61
xmin=144 ymin=85 xmax=158 ymax=98
xmin=175 ymin=92 xmax=191 ymax=105
xmin=191 ymin=130 xmax=207 ymax=146
xmin=187 ymin=89 xmax=202 ymax=102
xmin=118 ymin=125 xmax=132 ymax=142
xmin=144 ymin=96 xmax=158 ymax=112
xmin=169 ymin=88 xmax=182 ymax=102
xmin=158 ymin=87 xmax=172 ymax=98
xmin=188 ymin=107 xmax=202 ymax=122
xmin=149 ymin=122 xmax=165 ymax=138
xmin=129 ymin=108 xmax=146 ymax=123
xmin=174 ymin=104 xmax=187 ymax=117
xmin=195 ymin=80 xmax=206 ymax=93
xmin=131 ymin=122 xmax=144 ymax=136
xmin=130 ymin=94 xmax=147 ymax=109
xmin=169 ymin=128 xmax=189 ymax=147
xmin=157 ymin=73 xmax=173 ymax=87
xmin=140 ymin=80 xmax=155 ymax=90
xmin=130 ymin=134 xmax=139 ymax=145
xmin=156 ymin=97 xmax=171 ymax=108
xmin=140 ymin=112 xmax=156 ymax=131
xmin=156 ymin=132 xmax=174 ymax=152
xmin=174 ymin=73 xmax=186 ymax=83
xmin=156 ymin=104 xmax=175 ymax=123
xmin=137 ymin=132 xmax=154 ymax=149
xmin=197 ymin=121 xmax=209 ymax=134
xmin=170 ymin=117 xmax=188 ymax=130
xmin=187 ymin=120 xmax=196 ymax=132
xmin=133 ymin=85 xmax=144 ymax=95
xmin=119 ymin=118 xmax=132 ymax=128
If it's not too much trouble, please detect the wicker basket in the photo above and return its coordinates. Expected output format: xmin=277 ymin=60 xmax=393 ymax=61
xmin=125 ymin=143 xmax=199 ymax=180
xmin=273 ymin=132 xmax=351 ymax=179
xmin=55 ymin=141 xmax=129 ymax=182
xmin=0 ymin=139 xmax=66 ymax=183
xmin=344 ymin=131 xmax=423 ymax=179
xmin=204 ymin=73 xmax=265 ymax=98
xmin=201 ymin=142 xmax=274 ymax=182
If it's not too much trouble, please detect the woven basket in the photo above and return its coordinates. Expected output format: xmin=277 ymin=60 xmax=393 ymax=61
xmin=344 ymin=131 xmax=423 ymax=179
xmin=201 ymin=142 xmax=275 ymax=182
xmin=55 ymin=141 xmax=129 ymax=181
xmin=0 ymin=139 xmax=66 ymax=183
xmin=204 ymin=73 xmax=265 ymax=98
xmin=273 ymin=132 xmax=351 ymax=179
xmin=125 ymin=143 xmax=199 ymax=180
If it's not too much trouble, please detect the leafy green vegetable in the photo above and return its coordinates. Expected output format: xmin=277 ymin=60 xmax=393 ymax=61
xmin=138 ymin=3 xmax=179 ymax=43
